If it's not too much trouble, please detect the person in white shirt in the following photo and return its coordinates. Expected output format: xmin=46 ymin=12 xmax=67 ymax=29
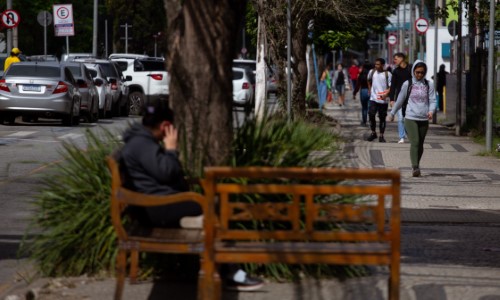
xmin=366 ymin=58 xmax=392 ymax=142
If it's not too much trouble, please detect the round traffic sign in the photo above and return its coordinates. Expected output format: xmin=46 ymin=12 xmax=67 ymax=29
xmin=1 ymin=10 xmax=21 ymax=28
xmin=387 ymin=35 xmax=397 ymax=45
xmin=37 ymin=11 xmax=53 ymax=27
xmin=415 ymin=18 xmax=429 ymax=34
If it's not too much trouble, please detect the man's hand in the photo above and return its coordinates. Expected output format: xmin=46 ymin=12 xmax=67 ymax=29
xmin=387 ymin=114 xmax=395 ymax=122
xmin=163 ymin=124 xmax=178 ymax=150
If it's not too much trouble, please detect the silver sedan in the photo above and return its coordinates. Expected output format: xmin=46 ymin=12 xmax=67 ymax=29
xmin=0 ymin=62 xmax=82 ymax=126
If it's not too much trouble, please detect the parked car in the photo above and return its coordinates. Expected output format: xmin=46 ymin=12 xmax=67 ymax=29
xmin=61 ymin=53 xmax=95 ymax=62
xmin=74 ymin=58 xmax=128 ymax=117
xmin=233 ymin=59 xmax=278 ymax=99
xmin=232 ymin=67 xmax=254 ymax=108
xmin=0 ymin=62 xmax=81 ymax=126
xmin=110 ymin=56 xmax=169 ymax=115
xmin=85 ymin=63 xmax=113 ymax=119
xmin=61 ymin=61 xmax=99 ymax=123
xmin=27 ymin=55 xmax=58 ymax=62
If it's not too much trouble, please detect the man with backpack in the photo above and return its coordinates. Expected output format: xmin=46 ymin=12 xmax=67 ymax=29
xmin=367 ymin=58 xmax=392 ymax=143
xmin=388 ymin=52 xmax=412 ymax=144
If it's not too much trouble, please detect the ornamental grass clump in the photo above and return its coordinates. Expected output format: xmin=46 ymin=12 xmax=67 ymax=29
xmin=22 ymin=129 xmax=121 ymax=276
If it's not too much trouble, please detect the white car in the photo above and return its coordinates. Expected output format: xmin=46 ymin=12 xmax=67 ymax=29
xmin=85 ymin=64 xmax=113 ymax=118
xmin=232 ymin=67 xmax=254 ymax=107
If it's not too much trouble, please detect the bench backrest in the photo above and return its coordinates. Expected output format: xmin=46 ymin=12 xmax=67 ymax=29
xmin=202 ymin=167 xmax=400 ymax=244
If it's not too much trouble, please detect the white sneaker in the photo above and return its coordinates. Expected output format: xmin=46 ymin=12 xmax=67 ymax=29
xmin=398 ymin=138 xmax=405 ymax=144
xmin=180 ymin=215 xmax=203 ymax=229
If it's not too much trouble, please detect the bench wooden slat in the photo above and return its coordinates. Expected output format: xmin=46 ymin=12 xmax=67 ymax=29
xmin=215 ymin=230 xmax=392 ymax=242
xmin=127 ymin=227 xmax=203 ymax=243
xmin=217 ymin=183 xmax=394 ymax=196
xmin=215 ymin=241 xmax=391 ymax=253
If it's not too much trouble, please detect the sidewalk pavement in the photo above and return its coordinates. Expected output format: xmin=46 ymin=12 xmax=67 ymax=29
xmin=2 ymin=92 xmax=500 ymax=300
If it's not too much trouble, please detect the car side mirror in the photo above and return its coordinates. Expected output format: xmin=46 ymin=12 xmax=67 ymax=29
xmin=126 ymin=75 xmax=132 ymax=81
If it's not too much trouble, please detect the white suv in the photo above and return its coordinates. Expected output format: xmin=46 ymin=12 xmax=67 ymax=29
xmin=110 ymin=55 xmax=169 ymax=115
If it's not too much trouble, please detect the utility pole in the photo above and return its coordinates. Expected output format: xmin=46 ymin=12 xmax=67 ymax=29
xmin=456 ymin=0 xmax=463 ymax=136
xmin=485 ymin=0 xmax=496 ymax=151
xmin=120 ymin=23 xmax=132 ymax=53
xmin=6 ymin=0 xmax=12 ymax=53
xmin=92 ymin=0 xmax=98 ymax=57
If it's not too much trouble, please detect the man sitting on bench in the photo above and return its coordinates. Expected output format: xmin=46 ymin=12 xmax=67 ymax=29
xmin=120 ymin=99 xmax=263 ymax=291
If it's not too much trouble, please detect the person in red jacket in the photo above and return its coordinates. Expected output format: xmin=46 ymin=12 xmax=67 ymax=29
xmin=348 ymin=60 xmax=360 ymax=99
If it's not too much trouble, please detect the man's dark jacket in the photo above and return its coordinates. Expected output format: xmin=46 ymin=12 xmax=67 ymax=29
xmin=389 ymin=64 xmax=412 ymax=102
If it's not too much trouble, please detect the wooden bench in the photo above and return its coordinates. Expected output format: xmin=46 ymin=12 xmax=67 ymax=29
xmin=107 ymin=155 xmax=207 ymax=300
xmin=199 ymin=167 xmax=401 ymax=300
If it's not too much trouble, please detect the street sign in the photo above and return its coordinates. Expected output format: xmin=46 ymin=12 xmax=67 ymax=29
xmin=1 ymin=10 xmax=20 ymax=28
xmin=415 ymin=18 xmax=429 ymax=34
xmin=53 ymin=4 xmax=74 ymax=36
xmin=37 ymin=11 xmax=53 ymax=27
xmin=387 ymin=34 xmax=397 ymax=45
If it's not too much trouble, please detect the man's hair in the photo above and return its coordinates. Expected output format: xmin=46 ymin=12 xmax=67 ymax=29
xmin=375 ymin=58 xmax=385 ymax=65
xmin=142 ymin=99 xmax=174 ymax=127
xmin=393 ymin=52 xmax=406 ymax=59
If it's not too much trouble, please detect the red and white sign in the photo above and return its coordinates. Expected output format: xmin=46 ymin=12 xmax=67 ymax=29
xmin=1 ymin=10 xmax=20 ymax=28
xmin=387 ymin=34 xmax=397 ymax=45
xmin=53 ymin=4 xmax=74 ymax=36
xmin=415 ymin=18 xmax=429 ymax=34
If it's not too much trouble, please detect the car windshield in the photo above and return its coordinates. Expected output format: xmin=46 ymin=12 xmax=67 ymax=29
xmin=68 ymin=66 xmax=82 ymax=76
xmin=233 ymin=70 xmax=243 ymax=80
xmin=139 ymin=60 xmax=165 ymax=71
xmin=7 ymin=65 xmax=60 ymax=77
xmin=88 ymin=69 xmax=98 ymax=78
xmin=96 ymin=63 xmax=116 ymax=77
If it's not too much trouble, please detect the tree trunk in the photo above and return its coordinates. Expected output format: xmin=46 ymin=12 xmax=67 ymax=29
xmin=164 ymin=0 xmax=247 ymax=176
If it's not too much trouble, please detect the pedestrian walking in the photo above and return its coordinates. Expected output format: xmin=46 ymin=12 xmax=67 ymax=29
xmin=319 ymin=63 xmax=332 ymax=108
xmin=388 ymin=52 xmax=412 ymax=144
xmin=353 ymin=63 xmax=371 ymax=126
xmin=388 ymin=60 xmax=436 ymax=177
xmin=348 ymin=60 xmax=360 ymax=99
xmin=332 ymin=63 xmax=349 ymax=106
xmin=4 ymin=48 xmax=21 ymax=71
xmin=435 ymin=64 xmax=448 ymax=111
xmin=366 ymin=58 xmax=392 ymax=142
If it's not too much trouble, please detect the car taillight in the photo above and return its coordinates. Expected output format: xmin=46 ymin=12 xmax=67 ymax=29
xmin=242 ymin=82 xmax=250 ymax=89
xmin=53 ymin=82 xmax=68 ymax=94
xmin=0 ymin=80 xmax=10 ymax=92
xmin=150 ymin=74 xmax=163 ymax=80
xmin=111 ymin=82 xmax=118 ymax=90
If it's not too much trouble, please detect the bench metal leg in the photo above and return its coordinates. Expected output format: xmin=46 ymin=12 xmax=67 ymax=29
xmin=114 ymin=249 xmax=127 ymax=300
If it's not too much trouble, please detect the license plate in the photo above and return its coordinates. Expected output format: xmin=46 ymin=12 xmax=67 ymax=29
xmin=22 ymin=85 xmax=41 ymax=92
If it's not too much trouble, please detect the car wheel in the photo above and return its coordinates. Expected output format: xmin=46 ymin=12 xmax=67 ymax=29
xmin=129 ymin=91 xmax=145 ymax=115
xmin=120 ymin=97 xmax=130 ymax=117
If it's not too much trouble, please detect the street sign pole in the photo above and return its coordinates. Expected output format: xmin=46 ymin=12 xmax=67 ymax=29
xmin=6 ymin=0 xmax=12 ymax=53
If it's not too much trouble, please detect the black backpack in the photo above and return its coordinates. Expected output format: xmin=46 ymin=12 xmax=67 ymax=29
xmin=402 ymin=79 xmax=429 ymax=117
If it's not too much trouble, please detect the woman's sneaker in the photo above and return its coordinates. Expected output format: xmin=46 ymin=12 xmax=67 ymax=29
xmin=412 ymin=168 xmax=421 ymax=177
xmin=367 ymin=132 xmax=377 ymax=141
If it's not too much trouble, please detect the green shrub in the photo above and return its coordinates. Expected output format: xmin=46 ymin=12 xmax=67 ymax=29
xmin=22 ymin=129 xmax=121 ymax=276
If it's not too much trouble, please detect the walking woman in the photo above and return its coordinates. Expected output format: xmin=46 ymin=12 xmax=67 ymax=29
xmin=331 ymin=63 xmax=349 ymax=106
xmin=388 ymin=60 xmax=436 ymax=177
xmin=353 ymin=63 xmax=371 ymax=126
xmin=319 ymin=63 xmax=332 ymax=108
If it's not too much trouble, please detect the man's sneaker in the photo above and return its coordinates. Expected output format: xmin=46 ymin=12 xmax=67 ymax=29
xmin=367 ymin=133 xmax=377 ymax=142
xmin=379 ymin=136 xmax=386 ymax=143
xmin=398 ymin=138 xmax=405 ymax=144
xmin=225 ymin=276 xmax=264 ymax=291
xmin=412 ymin=168 xmax=421 ymax=177
xmin=180 ymin=215 xmax=203 ymax=229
